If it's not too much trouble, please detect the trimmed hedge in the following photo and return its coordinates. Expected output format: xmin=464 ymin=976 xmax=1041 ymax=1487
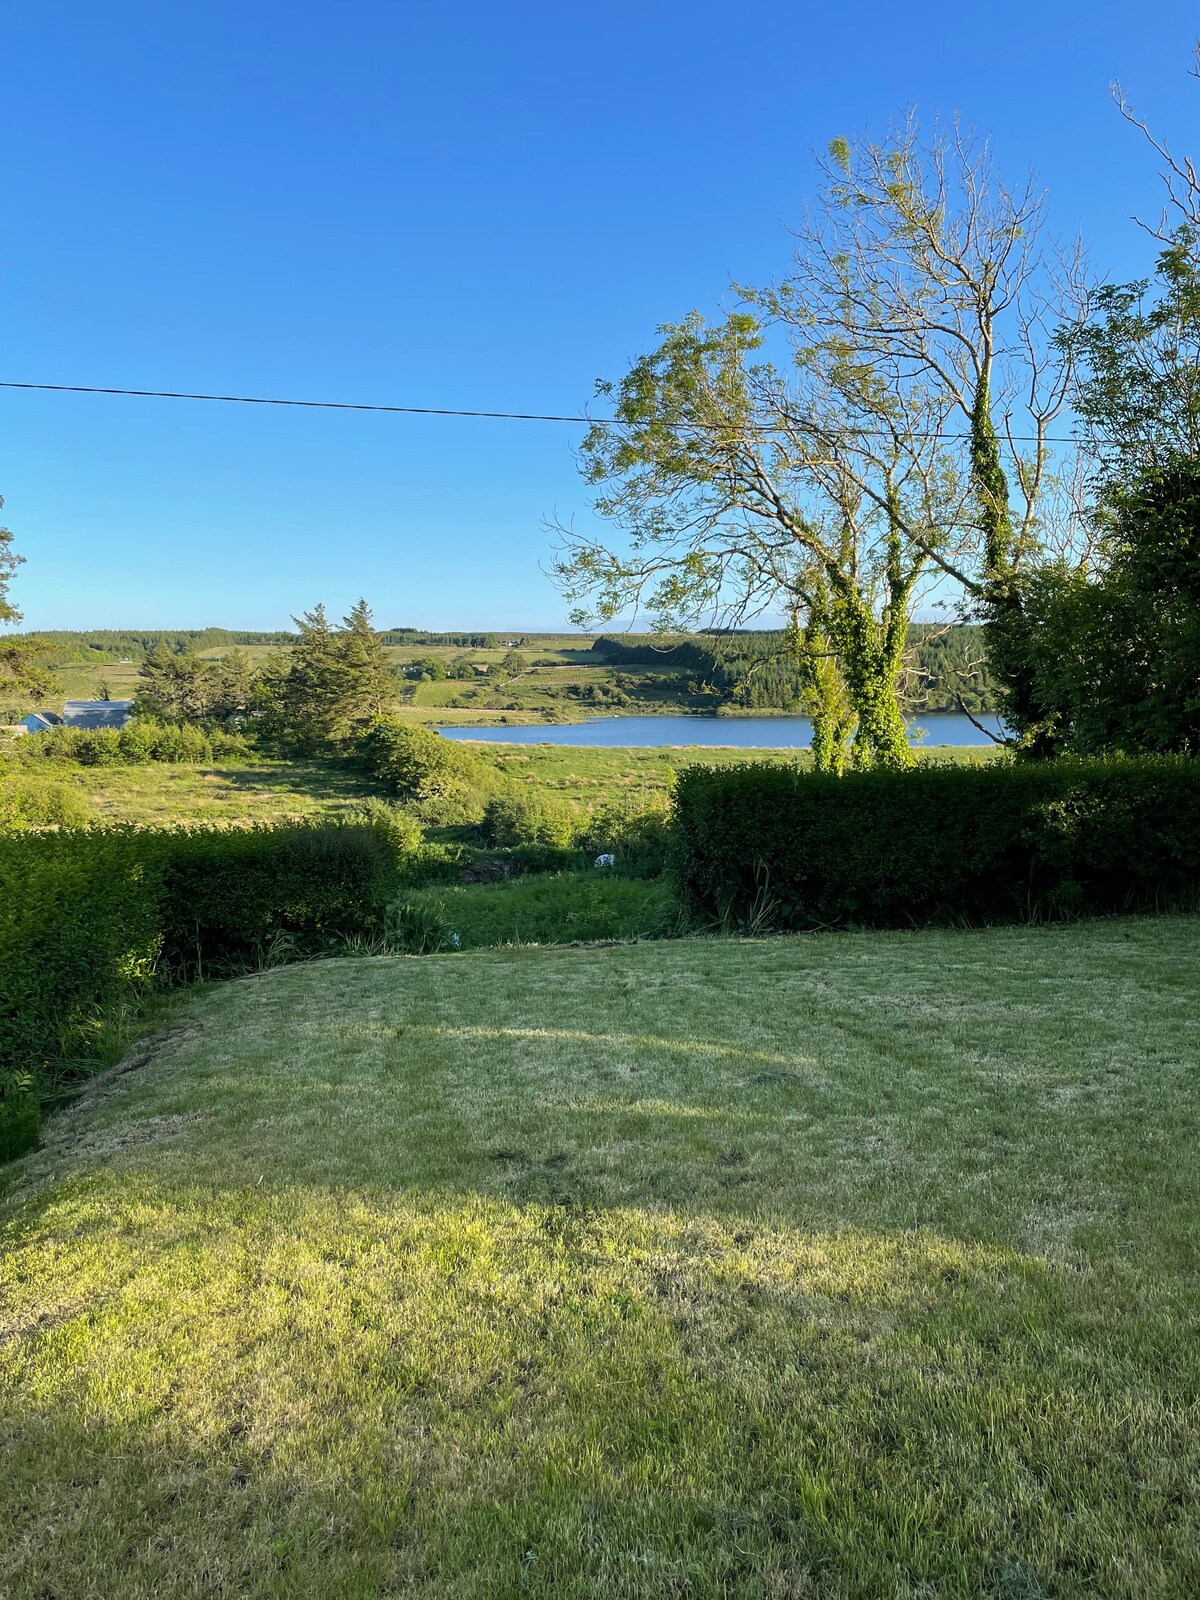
xmin=0 ymin=821 xmax=393 ymax=1158
xmin=672 ymin=757 xmax=1200 ymax=929
xmin=0 ymin=830 xmax=160 ymax=1158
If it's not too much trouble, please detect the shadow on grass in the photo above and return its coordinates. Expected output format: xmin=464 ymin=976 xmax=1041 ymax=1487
xmin=213 ymin=761 xmax=386 ymax=802
xmin=3 ymin=1146 xmax=1198 ymax=1598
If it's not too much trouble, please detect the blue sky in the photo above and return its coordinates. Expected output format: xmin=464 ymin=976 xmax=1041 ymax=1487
xmin=3 ymin=1 xmax=1198 ymax=630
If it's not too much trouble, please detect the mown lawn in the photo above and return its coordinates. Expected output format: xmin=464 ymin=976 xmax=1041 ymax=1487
xmin=2 ymin=920 xmax=1198 ymax=1597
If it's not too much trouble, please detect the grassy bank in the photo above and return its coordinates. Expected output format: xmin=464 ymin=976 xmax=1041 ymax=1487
xmin=3 ymin=919 xmax=1198 ymax=1597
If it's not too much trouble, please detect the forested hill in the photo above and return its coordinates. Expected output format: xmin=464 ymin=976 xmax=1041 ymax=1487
xmin=593 ymin=626 xmax=998 ymax=713
xmin=16 ymin=627 xmax=509 ymax=662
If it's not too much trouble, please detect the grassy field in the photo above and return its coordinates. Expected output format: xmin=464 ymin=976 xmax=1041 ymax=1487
xmin=0 ymin=747 xmax=797 ymax=828
xmin=3 ymin=759 xmax=387 ymax=826
xmin=3 ymin=918 xmax=1198 ymax=1597
xmin=3 ymin=743 xmax=998 ymax=828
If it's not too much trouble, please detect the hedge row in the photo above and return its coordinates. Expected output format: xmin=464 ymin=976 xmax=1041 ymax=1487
xmin=671 ymin=756 xmax=1200 ymax=929
xmin=10 ymin=717 xmax=251 ymax=766
xmin=0 ymin=820 xmax=393 ymax=1159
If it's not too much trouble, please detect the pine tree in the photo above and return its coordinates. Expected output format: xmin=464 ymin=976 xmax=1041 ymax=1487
xmin=335 ymin=599 xmax=393 ymax=738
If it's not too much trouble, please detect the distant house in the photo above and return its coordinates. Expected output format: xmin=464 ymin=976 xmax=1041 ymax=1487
xmin=17 ymin=711 xmax=62 ymax=735
xmin=62 ymin=700 xmax=135 ymax=730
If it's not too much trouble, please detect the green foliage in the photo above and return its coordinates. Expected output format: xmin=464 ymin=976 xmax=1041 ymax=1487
xmin=258 ymin=601 xmax=394 ymax=754
xmin=593 ymin=627 xmax=1000 ymax=714
xmin=0 ymin=1069 xmax=38 ymax=1162
xmin=1066 ymin=228 xmax=1200 ymax=475
xmin=384 ymin=898 xmax=454 ymax=954
xmin=0 ymin=774 xmax=91 ymax=830
xmin=1 ymin=495 xmax=57 ymax=703
xmin=402 ymin=870 xmax=676 ymax=949
xmin=480 ymin=789 xmax=581 ymax=848
xmin=10 ymin=717 xmax=250 ymax=766
xmin=672 ymin=757 xmax=1200 ymax=929
xmin=358 ymin=718 xmax=493 ymax=822
xmin=353 ymin=796 xmax=424 ymax=861
xmin=154 ymin=823 xmax=394 ymax=978
xmin=1000 ymin=462 xmax=1200 ymax=756
xmin=576 ymin=800 xmax=672 ymax=875
xmin=0 ymin=820 xmax=395 ymax=1154
xmin=391 ymin=840 xmax=476 ymax=888
xmin=0 ymin=829 xmax=162 ymax=1117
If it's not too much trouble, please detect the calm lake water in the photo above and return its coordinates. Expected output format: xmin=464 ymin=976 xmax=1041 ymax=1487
xmin=437 ymin=712 xmax=1006 ymax=749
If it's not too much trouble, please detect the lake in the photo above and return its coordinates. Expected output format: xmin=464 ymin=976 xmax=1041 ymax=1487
xmin=437 ymin=712 xmax=1006 ymax=749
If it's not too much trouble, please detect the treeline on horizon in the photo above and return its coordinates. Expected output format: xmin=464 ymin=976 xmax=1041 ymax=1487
xmin=593 ymin=626 xmax=998 ymax=714
xmin=14 ymin=627 xmax=518 ymax=660
xmin=16 ymin=622 xmax=999 ymax=711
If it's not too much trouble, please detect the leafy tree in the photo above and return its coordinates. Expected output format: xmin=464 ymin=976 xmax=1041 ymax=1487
xmin=206 ymin=646 xmax=259 ymax=725
xmin=0 ymin=498 xmax=54 ymax=702
xmin=553 ymin=120 xmax=1088 ymax=770
xmin=995 ymin=50 xmax=1200 ymax=755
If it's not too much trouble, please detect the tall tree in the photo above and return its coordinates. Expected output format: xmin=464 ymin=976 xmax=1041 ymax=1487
xmin=134 ymin=643 xmax=212 ymax=722
xmin=0 ymin=498 xmax=55 ymax=703
xmin=553 ymin=119 xmax=1089 ymax=769
xmin=258 ymin=601 xmax=394 ymax=753
xmin=336 ymin=599 xmax=393 ymax=738
xmin=993 ymin=49 xmax=1200 ymax=756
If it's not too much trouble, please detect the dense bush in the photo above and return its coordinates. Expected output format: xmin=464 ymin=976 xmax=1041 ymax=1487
xmin=354 ymin=796 xmax=424 ymax=861
xmin=577 ymin=800 xmax=672 ymax=875
xmin=154 ymin=823 xmax=393 ymax=977
xmin=0 ymin=829 xmax=160 ymax=1157
xmin=0 ymin=773 xmax=91 ymax=830
xmin=358 ymin=720 xmax=493 ymax=823
xmin=480 ymin=789 xmax=581 ymax=848
xmin=0 ymin=820 xmax=395 ymax=1157
xmin=672 ymin=757 xmax=1200 ymax=929
xmin=12 ymin=717 xmax=250 ymax=766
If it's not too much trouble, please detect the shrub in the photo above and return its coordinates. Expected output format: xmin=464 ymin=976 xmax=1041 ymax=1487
xmin=401 ymin=872 xmax=677 ymax=949
xmin=384 ymin=898 xmax=454 ymax=954
xmin=672 ymin=756 xmax=1200 ymax=929
xmin=0 ymin=819 xmax=396 ymax=1157
xmin=578 ymin=800 xmax=672 ymax=875
xmin=359 ymin=720 xmax=493 ymax=823
xmin=0 ymin=829 xmax=162 ymax=1126
xmin=11 ymin=718 xmax=249 ymax=766
xmin=0 ymin=774 xmax=91 ymax=830
xmin=355 ymin=797 xmax=424 ymax=862
xmin=155 ymin=822 xmax=394 ymax=977
xmin=480 ymin=790 xmax=581 ymax=848
xmin=0 ymin=1071 xmax=39 ymax=1163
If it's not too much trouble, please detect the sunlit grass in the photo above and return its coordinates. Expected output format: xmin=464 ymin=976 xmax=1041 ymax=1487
xmin=3 ymin=920 xmax=1199 ymax=1596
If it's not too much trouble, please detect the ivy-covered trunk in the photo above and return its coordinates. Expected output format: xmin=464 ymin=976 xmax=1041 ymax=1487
xmin=793 ymin=574 xmax=914 ymax=773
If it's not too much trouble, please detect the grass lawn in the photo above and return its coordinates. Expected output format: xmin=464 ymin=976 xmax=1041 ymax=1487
xmin=3 ymin=918 xmax=1198 ymax=1597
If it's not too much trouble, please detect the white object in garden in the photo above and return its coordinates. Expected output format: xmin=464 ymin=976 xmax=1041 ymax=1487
xmin=595 ymin=853 xmax=616 ymax=869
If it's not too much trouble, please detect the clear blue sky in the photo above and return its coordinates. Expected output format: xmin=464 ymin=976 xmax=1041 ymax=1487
xmin=3 ymin=1 xmax=1198 ymax=631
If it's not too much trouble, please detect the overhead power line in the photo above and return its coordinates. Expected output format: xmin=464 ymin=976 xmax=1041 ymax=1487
xmin=0 ymin=379 xmax=1084 ymax=444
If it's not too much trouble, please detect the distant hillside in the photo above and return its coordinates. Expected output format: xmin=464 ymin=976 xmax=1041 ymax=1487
xmin=592 ymin=625 xmax=998 ymax=713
